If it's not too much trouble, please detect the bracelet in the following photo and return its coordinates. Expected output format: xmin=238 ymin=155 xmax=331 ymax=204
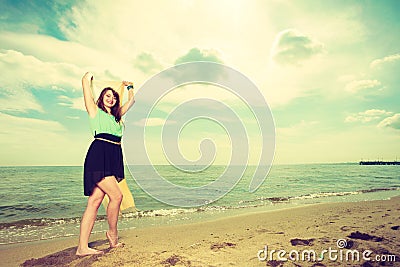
xmin=127 ymin=85 xmax=134 ymax=90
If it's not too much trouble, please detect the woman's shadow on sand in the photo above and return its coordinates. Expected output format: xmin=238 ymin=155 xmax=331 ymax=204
xmin=21 ymin=240 xmax=110 ymax=267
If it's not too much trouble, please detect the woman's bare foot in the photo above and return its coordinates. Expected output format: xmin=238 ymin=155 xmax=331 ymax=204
xmin=106 ymin=231 xmax=124 ymax=248
xmin=76 ymin=247 xmax=104 ymax=256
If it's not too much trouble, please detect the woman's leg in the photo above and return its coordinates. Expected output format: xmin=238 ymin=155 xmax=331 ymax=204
xmin=76 ymin=186 xmax=105 ymax=256
xmin=96 ymin=176 xmax=123 ymax=247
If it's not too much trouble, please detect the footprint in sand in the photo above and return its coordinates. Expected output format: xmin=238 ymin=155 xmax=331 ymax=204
xmin=210 ymin=242 xmax=236 ymax=251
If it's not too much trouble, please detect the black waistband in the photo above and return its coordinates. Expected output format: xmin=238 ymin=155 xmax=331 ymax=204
xmin=94 ymin=133 xmax=122 ymax=143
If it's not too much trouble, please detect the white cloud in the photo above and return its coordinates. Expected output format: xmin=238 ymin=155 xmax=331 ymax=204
xmin=345 ymin=109 xmax=393 ymax=123
xmin=363 ymin=109 xmax=391 ymax=116
xmin=262 ymin=27 xmax=333 ymax=107
xmin=175 ymin=48 xmax=224 ymax=64
xmin=344 ymin=79 xmax=382 ymax=94
xmin=368 ymin=53 xmax=400 ymax=94
xmin=0 ymin=49 xmax=81 ymax=89
xmin=58 ymin=95 xmax=85 ymax=111
xmin=0 ymin=31 xmax=136 ymax=81
xmin=0 ymin=49 xmax=82 ymax=112
xmin=370 ymin=53 xmax=400 ymax=69
xmin=134 ymin=52 xmax=164 ymax=74
xmin=0 ymin=84 xmax=43 ymax=113
xmin=271 ymin=29 xmax=324 ymax=66
xmin=378 ymin=114 xmax=400 ymax=130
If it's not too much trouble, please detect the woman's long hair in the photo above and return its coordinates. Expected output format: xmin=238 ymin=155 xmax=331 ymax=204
xmin=96 ymin=87 xmax=122 ymax=123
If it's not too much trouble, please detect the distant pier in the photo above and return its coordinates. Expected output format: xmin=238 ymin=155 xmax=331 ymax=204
xmin=359 ymin=160 xmax=400 ymax=165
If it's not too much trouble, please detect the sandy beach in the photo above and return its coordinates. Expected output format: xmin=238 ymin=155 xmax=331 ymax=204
xmin=1 ymin=197 xmax=399 ymax=267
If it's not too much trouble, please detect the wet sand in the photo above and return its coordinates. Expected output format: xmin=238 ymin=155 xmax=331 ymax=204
xmin=1 ymin=197 xmax=399 ymax=266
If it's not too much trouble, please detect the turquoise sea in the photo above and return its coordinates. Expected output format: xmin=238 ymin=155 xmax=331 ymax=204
xmin=0 ymin=163 xmax=399 ymax=245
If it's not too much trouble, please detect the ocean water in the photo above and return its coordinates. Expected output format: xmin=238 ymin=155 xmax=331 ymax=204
xmin=0 ymin=163 xmax=399 ymax=245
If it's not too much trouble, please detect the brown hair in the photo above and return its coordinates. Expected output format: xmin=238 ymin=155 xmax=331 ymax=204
xmin=96 ymin=87 xmax=122 ymax=123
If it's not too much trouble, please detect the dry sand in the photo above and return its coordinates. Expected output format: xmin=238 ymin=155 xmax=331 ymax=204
xmin=1 ymin=197 xmax=399 ymax=267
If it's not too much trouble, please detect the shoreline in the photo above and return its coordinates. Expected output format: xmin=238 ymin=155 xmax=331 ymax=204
xmin=1 ymin=196 xmax=399 ymax=266
xmin=2 ymin=188 xmax=399 ymax=246
xmin=1 ymin=189 xmax=397 ymax=246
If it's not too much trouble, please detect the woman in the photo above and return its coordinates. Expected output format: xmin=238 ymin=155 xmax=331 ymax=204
xmin=76 ymin=72 xmax=135 ymax=256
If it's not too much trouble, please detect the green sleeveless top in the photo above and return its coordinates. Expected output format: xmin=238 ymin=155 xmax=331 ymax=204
xmin=89 ymin=108 xmax=123 ymax=137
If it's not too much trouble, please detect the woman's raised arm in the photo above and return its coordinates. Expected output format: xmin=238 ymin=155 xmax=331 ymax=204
xmin=82 ymin=72 xmax=97 ymax=118
xmin=120 ymin=81 xmax=136 ymax=116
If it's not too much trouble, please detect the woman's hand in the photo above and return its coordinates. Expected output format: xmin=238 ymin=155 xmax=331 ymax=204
xmin=122 ymin=80 xmax=133 ymax=86
xmin=82 ymin=72 xmax=97 ymax=118
xmin=83 ymin=72 xmax=94 ymax=81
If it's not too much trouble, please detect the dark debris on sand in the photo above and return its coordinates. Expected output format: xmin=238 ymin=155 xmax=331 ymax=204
xmin=21 ymin=247 xmax=102 ymax=267
xmin=161 ymin=254 xmax=181 ymax=266
xmin=21 ymin=240 xmax=108 ymax=267
xmin=210 ymin=241 xmax=236 ymax=251
xmin=266 ymin=260 xmax=285 ymax=267
xmin=161 ymin=254 xmax=192 ymax=267
xmin=347 ymin=231 xmax=383 ymax=242
xmin=290 ymin=238 xmax=315 ymax=246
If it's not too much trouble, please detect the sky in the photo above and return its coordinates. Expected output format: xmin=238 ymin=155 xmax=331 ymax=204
xmin=0 ymin=0 xmax=399 ymax=166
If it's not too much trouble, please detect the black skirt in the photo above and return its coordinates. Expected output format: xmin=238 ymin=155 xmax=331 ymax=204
xmin=83 ymin=133 xmax=124 ymax=196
